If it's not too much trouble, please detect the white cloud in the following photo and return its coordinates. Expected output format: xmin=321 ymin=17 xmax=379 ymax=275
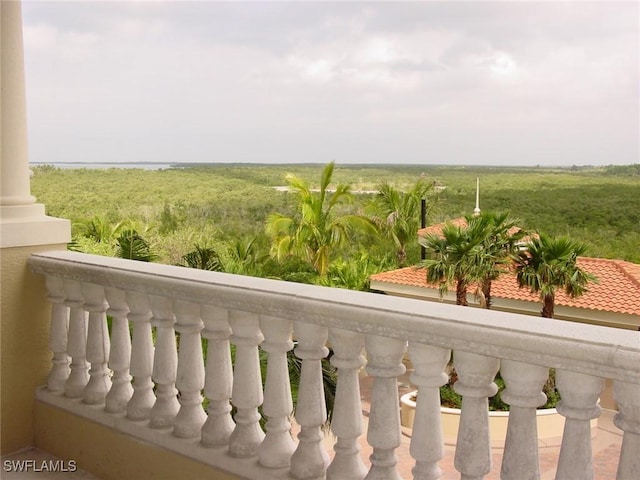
xmin=21 ymin=0 xmax=639 ymax=166
xmin=23 ymin=22 xmax=98 ymax=60
xmin=22 ymin=23 xmax=57 ymax=50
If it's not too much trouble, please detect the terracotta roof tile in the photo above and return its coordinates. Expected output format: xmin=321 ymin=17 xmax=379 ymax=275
xmin=370 ymin=257 xmax=640 ymax=316
xmin=400 ymin=218 xmax=639 ymax=316
xmin=418 ymin=218 xmax=467 ymax=237
xmin=417 ymin=217 xmax=533 ymax=242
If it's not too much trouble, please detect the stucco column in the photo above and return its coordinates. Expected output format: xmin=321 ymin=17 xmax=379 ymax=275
xmin=0 ymin=0 xmax=70 ymax=246
xmin=1 ymin=0 xmax=35 ymax=207
xmin=1 ymin=0 xmax=71 ymax=455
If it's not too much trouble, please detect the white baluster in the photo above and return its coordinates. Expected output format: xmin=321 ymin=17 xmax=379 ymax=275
xmin=500 ymin=360 xmax=548 ymax=480
xmin=290 ymin=322 xmax=330 ymax=479
xmin=228 ymin=310 xmax=265 ymax=457
xmin=81 ymin=283 xmax=112 ymax=405
xmin=63 ymin=279 xmax=89 ymax=398
xmin=258 ymin=315 xmax=296 ymax=468
xmin=453 ymin=351 xmax=500 ymax=480
xmin=614 ymin=380 xmax=640 ymax=480
xmin=327 ymin=328 xmax=367 ymax=480
xmin=104 ymin=287 xmax=133 ymax=413
xmin=408 ymin=342 xmax=451 ymax=480
xmin=363 ymin=334 xmax=406 ymax=480
xmin=555 ymin=370 xmax=604 ymax=480
xmin=149 ymin=294 xmax=180 ymax=428
xmin=201 ymin=305 xmax=235 ymax=447
xmin=126 ymin=291 xmax=155 ymax=421
xmin=44 ymin=276 xmax=69 ymax=392
xmin=173 ymin=299 xmax=206 ymax=438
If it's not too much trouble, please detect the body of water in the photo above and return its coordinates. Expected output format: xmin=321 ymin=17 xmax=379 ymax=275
xmin=31 ymin=162 xmax=176 ymax=170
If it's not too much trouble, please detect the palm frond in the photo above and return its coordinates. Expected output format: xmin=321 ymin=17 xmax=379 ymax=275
xmin=116 ymin=229 xmax=157 ymax=262
xmin=180 ymin=244 xmax=224 ymax=271
xmin=513 ymin=233 xmax=597 ymax=317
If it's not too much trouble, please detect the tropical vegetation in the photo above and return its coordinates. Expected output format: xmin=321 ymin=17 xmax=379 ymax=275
xmin=30 ymin=162 xmax=634 ymax=419
xmin=439 ymin=370 xmax=561 ymax=411
xmin=30 ymin=161 xmax=628 ymax=312
xmin=31 ymin=163 xmax=640 ymax=272
xmin=419 ymin=220 xmax=479 ymax=306
xmin=265 ymin=162 xmax=376 ymax=277
xmin=471 ymin=212 xmax=527 ymax=309
xmin=513 ymin=234 xmax=596 ymax=318
xmin=418 ymin=217 xmax=592 ymax=410
xmin=367 ymin=178 xmax=437 ymax=266
xmin=418 ymin=212 xmax=526 ymax=307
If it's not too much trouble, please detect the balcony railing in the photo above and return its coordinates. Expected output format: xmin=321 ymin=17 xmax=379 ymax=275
xmin=29 ymin=250 xmax=640 ymax=480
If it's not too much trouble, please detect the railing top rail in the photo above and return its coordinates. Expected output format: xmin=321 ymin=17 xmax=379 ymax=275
xmin=29 ymin=250 xmax=640 ymax=383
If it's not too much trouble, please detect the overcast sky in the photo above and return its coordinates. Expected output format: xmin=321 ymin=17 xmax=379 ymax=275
xmin=22 ymin=0 xmax=639 ymax=166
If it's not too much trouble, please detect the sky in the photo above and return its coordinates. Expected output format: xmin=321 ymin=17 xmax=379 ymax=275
xmin=21 ymin=0 xmax=639 ymax=166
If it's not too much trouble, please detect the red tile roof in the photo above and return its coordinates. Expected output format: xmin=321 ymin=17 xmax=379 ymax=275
xmin=418 ymin=218 xmax=468 ymax=237
xmin=370 ymin=257 xmax=640 ymax=316
xmin=418 ymin=218 xmax=529 ymax=240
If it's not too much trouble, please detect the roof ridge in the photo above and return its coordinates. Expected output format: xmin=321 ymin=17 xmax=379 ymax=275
xmin=577 ymin=256 xmax=640 ymax=288
xmin=613 ymin=259 xmax=640 ymax=289
xmin=578 ymin=256 xmax=615 ymax=263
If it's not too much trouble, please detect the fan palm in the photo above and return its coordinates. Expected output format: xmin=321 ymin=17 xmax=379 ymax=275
xmin=513 ymin=234 xmax=596 ymax=318
xmin=265 ymin=162 xmax=376 ymax=277
xmin=467 ymin=212 xmax=526 ymax=309
xmin=420 ymin=212 xmax=526 ymax=308
xmin=419 ymin=222 xmax=481 ymax=306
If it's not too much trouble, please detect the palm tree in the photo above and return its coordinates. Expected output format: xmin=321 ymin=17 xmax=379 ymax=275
xmin=265 ymin=162 xmax=376 ymax=277
xmin=116 ymin=229 xmax=157 ymax=262
xmin=368 ymin=179 xmax=436 ymax=266
xmin=513 ymin=234 xmax=596 ymax=318
xmin=420 ymin=212 xmax=526 ymax=308
xmin=419 ymin=222 xmax=481 ymax=306
xmin=225 ymin=237 xmax=267 ymax=276
xmin=468 ymin=212 xmax=526 ymax=309
xmin=179 ymin=244 xmax=224 ymax=271
xmin=75 ymin=217 xmax=129 ymax=243
xmin=319 ymin=251 xmax=395 ymax=291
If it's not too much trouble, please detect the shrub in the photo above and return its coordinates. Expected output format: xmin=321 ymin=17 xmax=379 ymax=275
xmin=437 ymin=368 xmax=560 ymax=411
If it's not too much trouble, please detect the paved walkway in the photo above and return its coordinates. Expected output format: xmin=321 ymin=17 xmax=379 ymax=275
xmin=2 ymin=375 xmax=623 ymax=479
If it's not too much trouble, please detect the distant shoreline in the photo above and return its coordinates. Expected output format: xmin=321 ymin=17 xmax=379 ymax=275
xmin=30 ymin=162 xmax=177 ymax=170
xmin=29 ymin=162 xmax=633 ymax=171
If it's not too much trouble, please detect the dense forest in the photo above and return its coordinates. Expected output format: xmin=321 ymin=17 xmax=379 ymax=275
xmin=30 ymin=163 xmax=640 ymax=288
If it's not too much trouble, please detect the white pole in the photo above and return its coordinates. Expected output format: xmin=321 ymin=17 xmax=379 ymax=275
xmin=473 ymin=178 xmax=481 ymax=216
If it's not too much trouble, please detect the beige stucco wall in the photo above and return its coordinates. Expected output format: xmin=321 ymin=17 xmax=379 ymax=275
xmin=34 ymin=402 xmax=242 ymax=480
xmin=0 ymin=244 xmax=66 ymax=454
